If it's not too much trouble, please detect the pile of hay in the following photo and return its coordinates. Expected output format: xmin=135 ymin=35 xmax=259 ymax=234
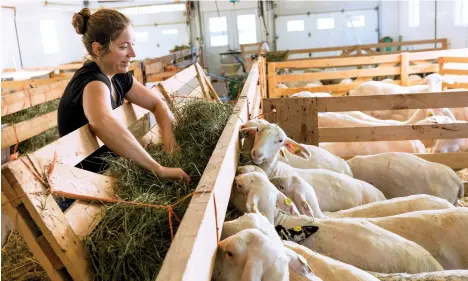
xmin=266 ymin=50 xmax=290 ymax=62
xmin=1 ymin=99 xmax=60 ymax=155
xmin=85 ymin=99 xmax=234 ymax=281
xmin=1 ymin=231 xmax=49 ymax=281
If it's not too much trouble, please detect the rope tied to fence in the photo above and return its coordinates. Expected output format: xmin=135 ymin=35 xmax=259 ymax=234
xmin=10 ymin=149 xmax=222 ymax=244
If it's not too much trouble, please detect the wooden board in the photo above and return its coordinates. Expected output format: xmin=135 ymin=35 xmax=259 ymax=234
xmin=263 ymin=97 xmax=319 ymax=145
xmin=314 ymin=91 xmax=468 ymax=112
xmin=1 ymin=111 xmax=58 ymax=149
xmin=1 ymin=79 xmax=69 ymax=116
xmin=156 ymin=61 xmax=260 ymax=281
xmin=342 ymin=152 xmax=468 ymax=170
xmin=1 ymin=78 xmax=68 ymax=90
xmin=319 ymin=123 xmax=468 ymax=142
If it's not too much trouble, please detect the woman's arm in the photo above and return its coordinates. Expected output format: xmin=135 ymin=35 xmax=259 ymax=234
xmin=82 ymin=80 xmax=190 ymax=183
xmin=125 ymin=77 xmax=178 ymax=153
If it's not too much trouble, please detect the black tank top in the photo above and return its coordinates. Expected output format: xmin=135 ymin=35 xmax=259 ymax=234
xmin=57 ymin=60 xmax=133 ymax=137
xmin=57 ymin=60 xmax=134 ymax=174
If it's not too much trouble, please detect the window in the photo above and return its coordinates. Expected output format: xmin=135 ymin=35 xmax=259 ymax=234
xmin=162 ymin=29 xmax=178 ymax=35
xmin=209 ymin=16 xmax=228 ymax=47
xmin=287 ymin=20 xmax=304 ymax=32
xmin=237 ymin=14 xmax=257 ymax=44
xmin=347 ymin=15 xmax=365 ymax=27
xmin=135 ymin=31 xmax=149 ymax=42
xmin=408 ymin=0 xmax=420 ymax=27
xmin=455 ymin=0 xmax=468 ymax=26
xmin=317 ymin=18 xmax=335 ymax=30
xmin=40 ymin=20 xmax=59 ymax=55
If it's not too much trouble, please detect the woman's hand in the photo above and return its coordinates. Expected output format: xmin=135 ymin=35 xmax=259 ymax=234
xmin=155 ymin=166 xmax=191 ymax=184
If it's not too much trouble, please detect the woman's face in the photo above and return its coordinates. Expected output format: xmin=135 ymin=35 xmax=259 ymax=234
xmin=101 ymin=25 xmax=136 ymax=74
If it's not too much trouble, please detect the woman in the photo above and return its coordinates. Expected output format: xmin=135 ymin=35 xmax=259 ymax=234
xmin=58 ymin=8 xmax=190 ymax=184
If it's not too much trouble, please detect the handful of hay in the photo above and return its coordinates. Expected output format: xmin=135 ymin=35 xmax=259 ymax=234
xmin=85 ymin=99 xmax=234 ymax=281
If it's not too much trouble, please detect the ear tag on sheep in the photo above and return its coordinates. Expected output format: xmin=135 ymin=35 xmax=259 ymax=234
xmin=285 ymin=198 xmax=293 ymax=206
xmin=428 ymin=111 xmax=434 ymax=117
xmin=293 ymin=225 xmax=302 ymax=232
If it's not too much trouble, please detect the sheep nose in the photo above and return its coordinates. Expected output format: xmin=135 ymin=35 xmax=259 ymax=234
xmin=252 ymin=150 xmax=263 ymax=159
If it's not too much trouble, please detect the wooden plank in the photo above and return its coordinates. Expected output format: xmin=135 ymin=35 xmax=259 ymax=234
xmin=342 ymin=152 xmax=468 ymax=170
xmin=408 ymin=64 xmax=439 ymax=74
xmin=275 ymin=67 xmax=400 ymax=83
xmin=1 ymin=111 xmax=57 ymax=149
xmin=1 ymin=78 xmax=67 ymax=90
xmin=2 ymin=160 xmax=94 ymax=281
xmin=268 ymin=62 xmax=277 ymax=99
xmin=195 ymin=64 xmax=210 ymax=99
xmin=196 ymin=63 xmax=221 ymax=102
xmin=160 ymin=65 xmax=197 ymax=94
xmin=314 ymin=91 xmax=468 ymax=112
xmin=263 ymin=97 xmax=319 ymax=145
xmin=1 ymin=190 xmax=69 ymax=281
xmin=275 ymin=53 xmax=400 ymax=68
xmin=272 ymin=83 xmax=362 ymax=97
xmin=1 ymin=79 xmax=69 ymax=116
xmin=408 ymin=48 xmax=468 ymax=61
xmin=401 ymin=52 xmax=409 ymax=86
xmin=319 ymin=122 xmax=468 ymax=142
xmin=64 ymin=202 xmax=104 ymax=240
xmin=440 ymin=57 xmax=468 ymax=63
xmin=57 ymin=63 xmax=82 ymax=71
xmin=442 ymin=69 xmax=468 ymax=76
xmin=27 ymin=103 xmax=148 ymax=169
xmin=156 ymin=62 xmax=261 ymax=281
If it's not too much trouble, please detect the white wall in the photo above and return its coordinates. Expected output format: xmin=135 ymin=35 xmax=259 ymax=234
xmin=1 ymin=7 xmax=22 ymax=69
xmin=379 ymin=0 xmax=468 ymax=50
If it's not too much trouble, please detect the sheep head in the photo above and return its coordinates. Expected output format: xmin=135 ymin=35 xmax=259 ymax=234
xmin=240 ymin=123 xmax=310 ymax=165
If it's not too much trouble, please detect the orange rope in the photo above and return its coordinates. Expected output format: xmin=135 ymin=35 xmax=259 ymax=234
xmin=9 ymin=127 xmax=20 ymax=161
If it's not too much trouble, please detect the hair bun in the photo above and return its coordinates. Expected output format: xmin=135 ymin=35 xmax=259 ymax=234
xmin=72 ymin=8 xmax=91 ymax=35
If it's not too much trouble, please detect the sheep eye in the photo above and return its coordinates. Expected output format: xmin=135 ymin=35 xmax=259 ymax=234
xmin=237 ymin=184 xmax=242 ymax=188
xmin=279 ymin=139 xmax=283 ymax=143
xmin=226 ymin=251 xmax=233 ymax=257
xmin=279 ymin=185 xmax=284 ymax=190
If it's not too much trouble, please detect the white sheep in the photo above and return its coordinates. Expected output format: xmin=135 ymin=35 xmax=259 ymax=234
xmin=214 ymin=229 xmax=290 ymax=281
xmin=274 ymin=211 xmax=444 ymax=274
xmin=269 ymin=174 xmax=455 ymax=219
xmin=381 ymin=78 xmax=394 ymax=83
xmin=409 ymin=74 xmax=422 ymax=80
xmin=366 ymin=208 xmax=468 ymax=270
xmin=285 ymin=241 xmax=380 ymax=281
xmin=219 ymin=212 xmax=321 ymax=281
xmin=277 ymin=83 xmax=289 ymax=89
xmin=339 ymin=78 xmax=353 ymax=84
xmin=241 ymin=123 xmax=386 ymax=212
xmin=233 ymin=171 xmax=300 ymax=223
xmin=415 ymin=115 xmax=468 ymax=153
xmin=291 ymin=91 xmax=331 ymax=98
xmin=369 ymin=270 xmax=468 ymax=281
xmin=346 ymin=152 xmax=464 ymax=205
xmin=240 ymin=119 xmax=353 ymax=177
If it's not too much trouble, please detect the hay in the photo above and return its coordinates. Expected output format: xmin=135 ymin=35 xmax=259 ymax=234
xmin=1 ymin=231 xmax=49 ymax=281
xmin=17 ymin=127 xmax=59 ymax=155
xmin=1 ymin=99 xmax=59 ymax=125
xmin=85 ymin=99 xmax=234 ymax=281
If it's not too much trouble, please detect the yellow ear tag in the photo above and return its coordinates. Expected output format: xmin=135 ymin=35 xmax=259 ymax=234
xmin=428 ymin=111 xmax=434 ymax=117
xmin=295 ymin=146 xmax=302 ymax=154
xmin=294 ymin=225 xmax=302 ymax=232
xmin=285 ymin=197 xmax=292 ymax=206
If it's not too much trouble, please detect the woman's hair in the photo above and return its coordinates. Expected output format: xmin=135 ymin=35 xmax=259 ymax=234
xmin=72 ymin=8 xmax=131 ymax=58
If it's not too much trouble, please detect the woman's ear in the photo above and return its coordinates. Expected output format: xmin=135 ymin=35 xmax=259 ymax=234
xmin=92 ymin=42 xmax=104 ymax=58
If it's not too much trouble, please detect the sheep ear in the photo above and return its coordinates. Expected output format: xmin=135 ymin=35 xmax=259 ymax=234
xmin=239 ymin=127 xmax=257 ymax=136
xmin=284 ymin=138 xmax=310 ymax=160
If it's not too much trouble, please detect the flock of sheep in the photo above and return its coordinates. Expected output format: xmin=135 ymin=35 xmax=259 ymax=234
xmin=212 ymin=73 xmax=468 ymax=281
xmin=278 ymin=73 xmax=468 ymax=156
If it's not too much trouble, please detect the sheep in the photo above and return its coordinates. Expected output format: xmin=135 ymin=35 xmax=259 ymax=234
xmin=319 ymin=139 xmax=426 ymax=157
xmin=366 ymin=208 xmax=468 ymax=270
xmin=285 ymin=241 xmax=380 ymax=281
xmin=277 ymin=83 xmax=289 ymax=89
xmin=214 ymin=229 xmax=291 ymax=281
xmin=381 ymin=78 xmax=394 ymax=83
xmin=269 ymin=174 xmax=455 ymax=219
xmin=291 ymin=91 xmax=331 ymax=98
xmin=219 ymin=213 xmax=321 ymax=281
xmin=240 ymin=119 xmax=353 ymax=177
xmin=409 ymin=74 xmax=422 ymax=80
xmin=233 ymin=172 xmax=300 ymax=223
xmin=339 ymin=78 xmax=353 ymax=84
xmin=241 ymin=123 xmax=386 ymax=212
xmin=346 ymin=152 xmax=464 ymax=205
xmin=274 ymin=211 xmax=444 ymax=274
xmin=237 ymin=165 xmax=268 ymax=177
xmin=369 ymin=270 xmax=468 ymax=281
